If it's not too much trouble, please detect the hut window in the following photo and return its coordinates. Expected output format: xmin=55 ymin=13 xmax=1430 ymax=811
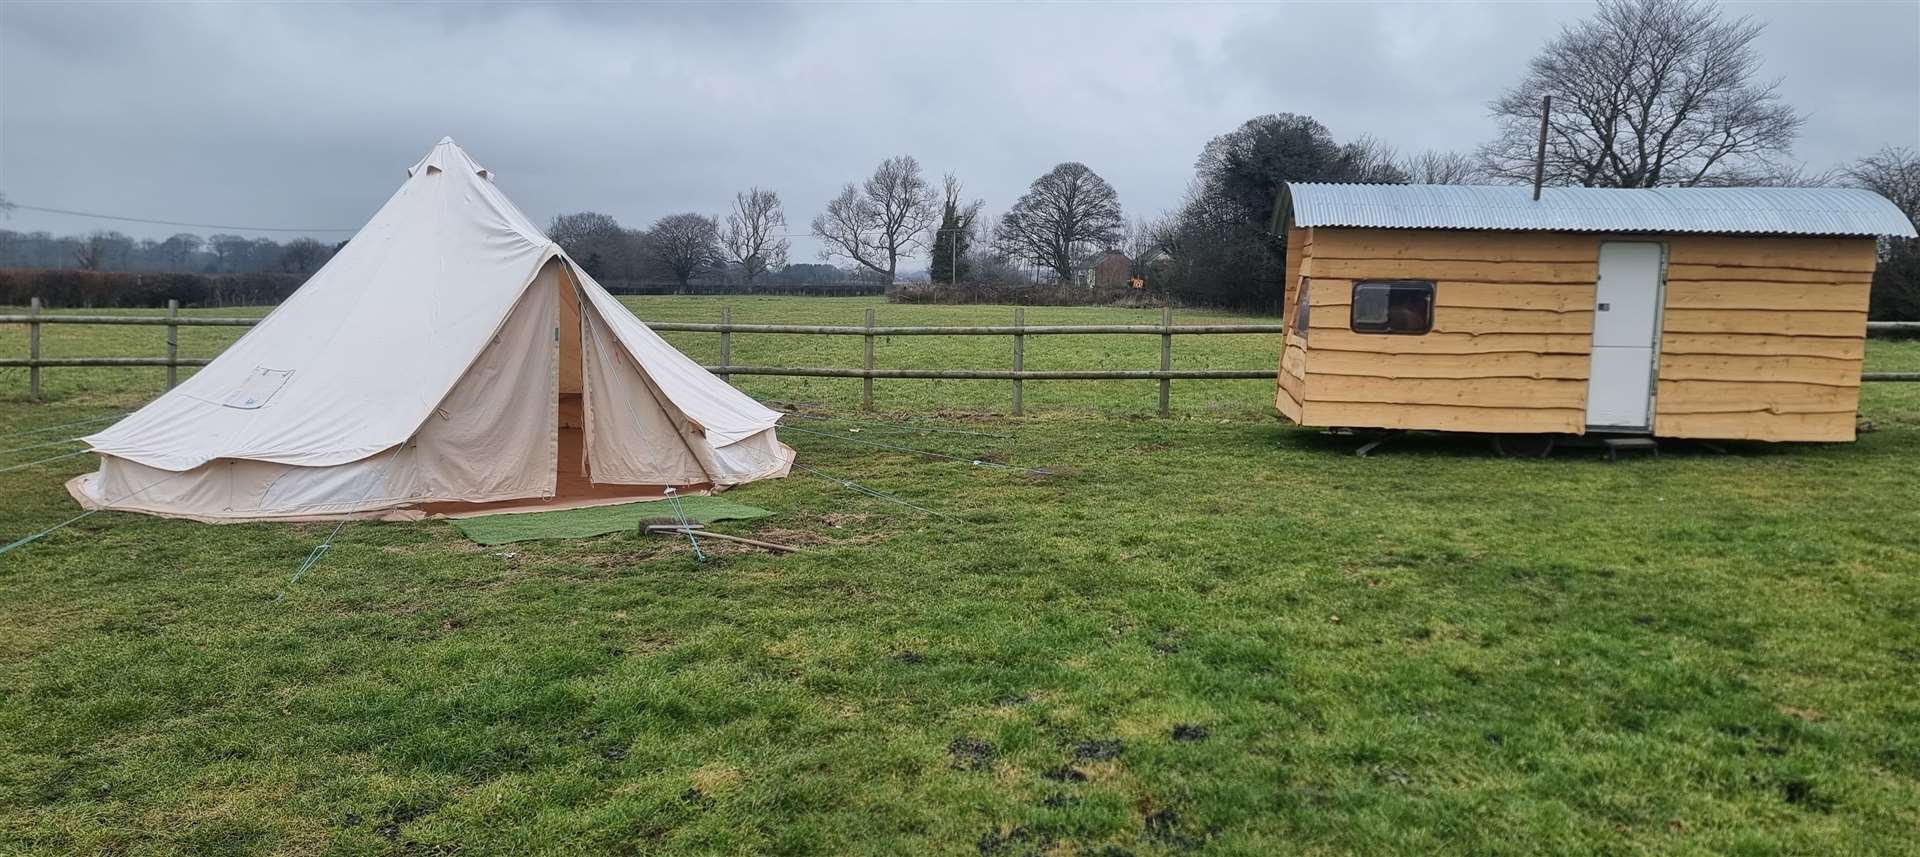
xmin=1350 ymin=280 xmax=1433 ymax=335
xmin=1292 ymin=278 xmax=1310 ymax=339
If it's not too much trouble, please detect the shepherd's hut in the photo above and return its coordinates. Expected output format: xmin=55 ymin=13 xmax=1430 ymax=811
xmin=1273 ymin=183 xmax=1916 ymax=445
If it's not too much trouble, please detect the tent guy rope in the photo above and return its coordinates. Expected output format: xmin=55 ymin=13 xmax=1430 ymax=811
xmin=792 ymin=462 xmax=952 ymax=520
xmin=0 ymin=469 xmax=187 ymax=559
xmin=0 ymin=449 xmax=93 ymax=474
xmin=274 ymin=443 xmax=410 ymax=602
xmin=779 ymin=425 xmax=1051 ymax=476
xmin=0 ymin=413 xmax=125 ymax=441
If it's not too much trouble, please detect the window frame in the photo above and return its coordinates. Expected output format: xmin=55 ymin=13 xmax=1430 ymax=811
xmin=1291 ymin=277 xmax=1311 ymax=340
xmin=1349 ymin=279 xmax=1435 ymax=335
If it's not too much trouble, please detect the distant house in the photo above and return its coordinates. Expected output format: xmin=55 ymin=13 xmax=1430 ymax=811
xmin=1079 ymin=250 xmax=1131 ymax=288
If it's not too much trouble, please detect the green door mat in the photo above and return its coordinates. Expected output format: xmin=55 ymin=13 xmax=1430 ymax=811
xmin=449 ymin=497 xmax=772 ymax=545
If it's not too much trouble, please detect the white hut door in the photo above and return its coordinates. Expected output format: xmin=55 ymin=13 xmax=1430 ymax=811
xmin=1585 ymin=242 xmax=1665 ymax=431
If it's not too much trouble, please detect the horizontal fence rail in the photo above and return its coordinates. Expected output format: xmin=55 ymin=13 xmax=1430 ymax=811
xmin=5 ymin=302 xmax=1919 ymax=412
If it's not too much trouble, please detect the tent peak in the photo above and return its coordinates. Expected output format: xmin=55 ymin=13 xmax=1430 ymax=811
xmin=408 ymin=137 xmax=492 ymax=180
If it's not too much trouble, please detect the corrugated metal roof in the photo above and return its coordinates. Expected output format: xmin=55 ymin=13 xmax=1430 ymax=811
xmin=1283 ymin=183 xmax=1918 ymax=238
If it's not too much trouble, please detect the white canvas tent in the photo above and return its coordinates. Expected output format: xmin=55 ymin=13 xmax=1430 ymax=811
xmin=68 ymin=138 xmax=793 ymax=522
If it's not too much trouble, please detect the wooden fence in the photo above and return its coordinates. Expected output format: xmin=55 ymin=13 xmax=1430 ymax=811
xmin=5 ymin=299 xmax=1918 ymax=414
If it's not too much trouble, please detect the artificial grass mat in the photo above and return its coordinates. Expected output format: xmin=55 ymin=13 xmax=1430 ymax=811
xmin=448 ymin=496 xmax=772 ymax=545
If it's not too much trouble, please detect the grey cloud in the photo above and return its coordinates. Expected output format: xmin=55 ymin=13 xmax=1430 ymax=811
xmin=2 ymin=1 xmax=1913 ymax=267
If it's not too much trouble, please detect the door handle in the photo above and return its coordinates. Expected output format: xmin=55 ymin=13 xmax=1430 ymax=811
xmin=1597 ymin=302 xmax=1611 ymax=311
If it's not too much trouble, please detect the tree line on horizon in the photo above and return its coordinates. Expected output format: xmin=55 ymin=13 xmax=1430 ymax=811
xmin=0 ymin=229 xmax=340 ymax=278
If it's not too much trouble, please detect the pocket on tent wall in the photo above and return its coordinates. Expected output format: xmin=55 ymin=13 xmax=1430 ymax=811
xmin=220 ymin=367 xmax=295 ymax=409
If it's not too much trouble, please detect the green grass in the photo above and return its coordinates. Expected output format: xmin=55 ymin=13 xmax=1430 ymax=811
xmin=2 ymin=298 xmax=1919 ymax=856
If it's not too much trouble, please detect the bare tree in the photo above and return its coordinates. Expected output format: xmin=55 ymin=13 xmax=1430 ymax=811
xmin=1342 ymin=136 xmax=1405 ymax=184
xmin=810 ymin=155 xmax=939 ymax=285
xmin=1844 ymin=147 xmax=1920 ymax=320
xmin=1480 ymin=0 xmax=1802 ymax=188
xmin=992 ymin=162 xmax=1125 ymax=285
xmin=1845 ymin=147 xmax=1920 ymax=227
xmin=644 ymin=213 xmax=723 ymax=290
xmin=722 ymin=188 xmax=789 ymax=284
xmin=1399 ymin=150 xmax=1484 ymax=184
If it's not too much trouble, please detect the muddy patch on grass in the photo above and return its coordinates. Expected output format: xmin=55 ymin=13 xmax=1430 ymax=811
xmin=372 ymin=802 xmax=436 ymax=841
xmin=975 ymin=824 xmax=1053 ymax=856
xmin=1171 ymin=724 xmax=1209 ymax=742
xmin=1142 ymin=808 xmax=1208 ymax=852
xmin=1041 ymin=766 xmax=1087 ymax=783
xmin=948 ymin=737 xmax=996 ymax=771
xmin=1072 ymin=739 xmax=1124 ymax=761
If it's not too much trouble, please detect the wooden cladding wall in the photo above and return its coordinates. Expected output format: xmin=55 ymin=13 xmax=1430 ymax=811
xmin=1652 ymin=235 xmax=1876 ymax=442
xmin=1274 ymin=228 xmax=1878 ymax=441
xmin=1290 ymin=229 xmax=1597 ymax=434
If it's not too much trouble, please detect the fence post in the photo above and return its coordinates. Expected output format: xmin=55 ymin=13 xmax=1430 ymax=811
xmin=165 ymin=299 xmax=180 ymax=389
xmin=1159 ymin=305 xmax=1172 ymax=417
xmin=1012 ymin=307 xmax=1025 ymax=416
xmin=862 ymin=307 xmax=875 ymax=412
xmin=28 ymin=297 xmax=41 ymax=402
xmin=718 ymin=305 xmax=731 ymax=382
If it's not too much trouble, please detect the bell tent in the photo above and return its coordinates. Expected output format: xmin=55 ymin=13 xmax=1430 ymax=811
xmin=68 ymin=138 xmax=793 ymax=522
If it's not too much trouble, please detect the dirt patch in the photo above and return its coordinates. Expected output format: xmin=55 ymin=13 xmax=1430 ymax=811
xmin=1041 ymin=766 xmax=1087 ymax=783
xmin=819 ymin=512 xmax=875 ymax=528
xmin=372 ymin=802 xmax=435 ymax=841
xmin=948 ymin=737 xmax=996 ymax=771
xmin=975 ymin=825 xmax=1053 ymax=856
xmin=1142 ymin=808 xmax=1207 ymax=851
xmin=1072 ymin=739 xmax=1123 ymax=762
xmin=1170 ymin=724 xmax=1209 ymax=742
xmin=750 ymin=527 xmax=835 ymax=547
xmin=1779 ymin=778 xmax=1833 ymax=811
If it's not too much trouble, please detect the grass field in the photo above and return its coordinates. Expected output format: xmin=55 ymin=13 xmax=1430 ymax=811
xmin=3 ymin=297 xmax=1920 ymax=856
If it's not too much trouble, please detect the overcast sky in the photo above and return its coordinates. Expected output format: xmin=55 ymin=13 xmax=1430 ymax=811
xmin=2 ymin=1 xmax=1916 ymax=270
